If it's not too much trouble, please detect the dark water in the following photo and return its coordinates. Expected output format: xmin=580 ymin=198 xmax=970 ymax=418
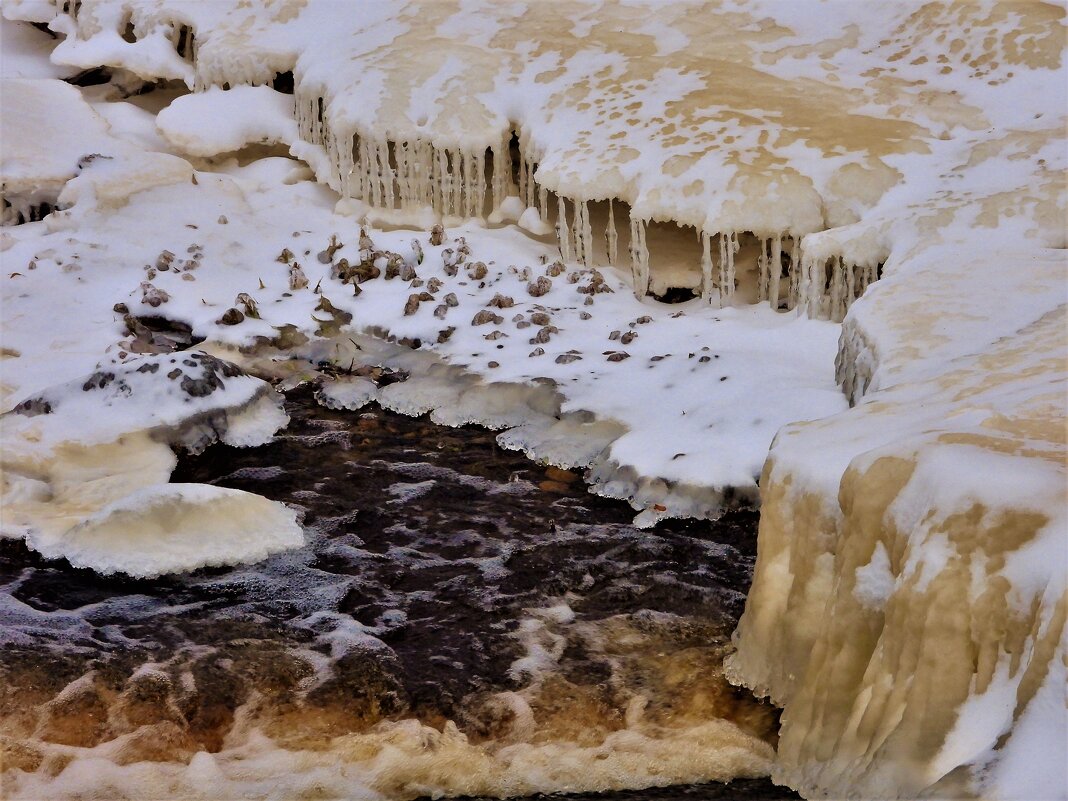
xmin=0 ymin=388 xmax=797 ymax=799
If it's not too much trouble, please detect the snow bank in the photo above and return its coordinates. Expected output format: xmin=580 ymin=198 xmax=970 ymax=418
xmin=0 ymin=76 xmax=191 ymax=223
xmin=157 ymin=85 xmax=297 ymax=156
xmin=1 ymin=352 xmax=299 ymax=576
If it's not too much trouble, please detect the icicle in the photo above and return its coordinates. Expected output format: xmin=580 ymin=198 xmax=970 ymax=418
xmin=723 ymin=232 xmax=739 ymax=305
xmin=538 ymin=186 xmax=548 ymax=222
xmin=829 ymin=255 xmax=845 ymax=320
xmin=556 ymin=196 xmax=572 ymax=262
xmin=519 ymin=157 xmax=528 ymax=208
xmin=606 ymin=200 xmax=618 ymax=266
xmin=845 ymin=261 xmax=856 ymax=310
xmin=700 ymin=230 xmax=713 ymax=303
xmin=768 ymin=233 xmax=783 ymax=310
xmin=757 ymin=238 xmax=769 ymax=302
xmin=574 ymin=200 xmax=593 ymax=267
xmin=474 ymin=149 xmax=486 ymax=218
xmin=787 ymin=237 xmax=801 ymax=310
xmin=629 ymin=217 xmax=649 ymax=298
xmin=492 ymin=138 xmax=508 ymax=209
xmin=435 ymin=148 xmax=448 ymax=215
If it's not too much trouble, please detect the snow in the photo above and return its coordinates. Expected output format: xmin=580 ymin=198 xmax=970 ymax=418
xmin=0 ymin=2 xmax=1065 ymax=800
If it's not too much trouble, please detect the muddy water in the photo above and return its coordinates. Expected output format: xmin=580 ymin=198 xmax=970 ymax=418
xmin=0 ymin=388 xmax=797 ymax=799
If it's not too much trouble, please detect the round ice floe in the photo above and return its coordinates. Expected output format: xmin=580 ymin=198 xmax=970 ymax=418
xmin=26 ymin=483 xmax=303 ymax=578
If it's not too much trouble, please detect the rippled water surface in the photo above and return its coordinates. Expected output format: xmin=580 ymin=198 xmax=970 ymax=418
xmin=1 ymin=388 xmax=798 ymax=799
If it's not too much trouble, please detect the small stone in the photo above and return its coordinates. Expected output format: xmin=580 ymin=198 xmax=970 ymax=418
xmin=528 ymin=347 xmax=545 ymax=357
xmin=699 ymin=355 xmax=711 ymax=363
xmin=484 ymin=330 xmax=507 ymax=340
xmin=609 ymin=330 xmax=621 ymax=341
xmin=636 ymin=315 xmax=652 ymax=324
xmin=429 ymin=224 xmax=445 ymax=246
xmin=437 ymin=326 xmax=455 ymax=343
xmin=181 ymin=272 xmax=196 ymax=281
xmin=404 ymin=294 xmax=423 ymax=316
xmin=554 ymin=353 xmax=582 ymax=364
xmin=516 ymin=320 xmax=531 ymax=329
xmin=545 ymin=261 xmax=566 ymax=277
xmin=620 ymin=331 xmax=636 ymax=345
xmin=530 ymin=312 xmax=551 ymax=326
xmin=530 ymin=325 xmax=558 ymax=344
xmin=583 ymin=296 xmax=594 ymax=306
xmin=218 ymin=308 xmax=244 ymax=325
xmin=579 ymin=312 xmax=592 ymax=320
xmin=113 ymin=302 xmax=129 ymax=314
xmin=433 ymin=304 xmax=449 ymax=319
xmin=472 ymin=310 xmax=504 ymax=326
xmin=217 ymin=215 xmax=228 ymax=224
xmin=444 ymin=292 xmax=459 ymax=308
xmin=488 ymin=293 xmax=514 ymax=308
xmin=466 ymin=261 xmax=488 ymax=280
xmin=487 ymin=361 xmax=499 ymax=369
xmin=607 ymin=352 xmax=630 ymax=362
xmin=426 ymin=277 xmax=443 ymax=293
xmin=140 ymin=282 xmax=169 ymax=307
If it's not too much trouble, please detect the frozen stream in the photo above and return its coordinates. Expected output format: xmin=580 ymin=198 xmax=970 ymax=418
xmin=1 ymin=389 xmax=797 ymax=799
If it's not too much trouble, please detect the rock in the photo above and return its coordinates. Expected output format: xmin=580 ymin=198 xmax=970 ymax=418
xmin=579 ymin=312 xmax=592 ymax=320
xmin=555 ymin=353 xmax=582 ymax=364
xmin=527 ymin=276 xmax=552 ymax=297
xmin=472 ymin=310 xmax=504 ymax=326
xmin=140 ymin=282 xmax=169 ymax=307
xmin=484 ymin=330 xmax=507 ymax=340
xmin=289 ymin=263 xmax=309 ymax=290
xmin=218 ymin=308 xmax=245 ymax=325
xmin=433 ymin=304 xmax=449 ymax=319
xmin=607 ymin=352 xmax=630 ymax=362
xmin=436 ymin=327 xmax=455 ymax=343
xmin=113 ymin=302 xmax=129 ymax=314
xmin=531 ymin=325 xmax=558 ymax=344
xmin=530 ymin=312 xmax=551 ymax=326
xmin=235 ymin=292 xmax=259 ymax=318
xmin=620 ymin=331 xmax=637 ymax=345
xmin=529 ymin=347 xmax=545 ymax=357
xmin=466 ymin=261 xmax=488 ymax=280
xmin=429 ymin=224 xmax=445 ymax=246
xmin=444 ymin=292 xmax=459 ymax=308
xmin=426 ymin=277 xmax=443 ymax=293
xmin=546 ymin=261 xmax=566 ymax=277
xmin=636 ymin=315 xmax=652 ymax=324
xmin=488 ymin=293 xmax=514 ymax=308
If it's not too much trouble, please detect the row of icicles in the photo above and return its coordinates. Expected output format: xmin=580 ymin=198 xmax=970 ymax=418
xmin=297 ymin=89 xmax=878 ymax=321
xmin=50 ymin=0 xmax=881 ymax=324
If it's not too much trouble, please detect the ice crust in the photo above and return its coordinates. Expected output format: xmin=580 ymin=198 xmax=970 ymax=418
xmin=1 ymin=352 xmax=299 ymax=576
xmin=1 ymin=1 xmax=1066 ymax=799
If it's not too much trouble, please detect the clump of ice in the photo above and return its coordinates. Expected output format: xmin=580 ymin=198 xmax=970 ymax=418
xmin=1 ymin=352 xmax=299 ymax=576
xmin=29 ymin=483 xmax=303 ymax=578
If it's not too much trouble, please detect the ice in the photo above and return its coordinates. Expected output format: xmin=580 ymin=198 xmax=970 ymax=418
xmin=1 ymin=353 xmax=297 ymax=575
xmin=28 ymin=483 xmax=303 ymax=578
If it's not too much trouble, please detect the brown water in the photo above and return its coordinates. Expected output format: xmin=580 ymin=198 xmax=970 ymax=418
xmin=0 ymin=388 xmax=798 ymax=799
